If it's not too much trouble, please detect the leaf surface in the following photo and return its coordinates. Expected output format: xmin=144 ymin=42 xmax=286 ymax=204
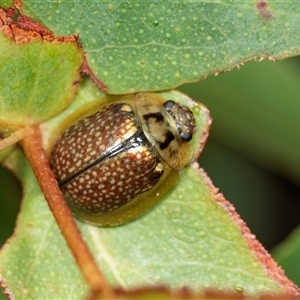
xmin=22 ymin=1 xmax=300 ymax=93
xmin=0 ymin=31 xmax=83 ymax=128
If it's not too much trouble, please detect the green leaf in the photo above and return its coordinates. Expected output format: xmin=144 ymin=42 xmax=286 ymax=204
xmin=0 ymin=87 xmax=288 ymax=298
xmin=22 ymin=1 xmax=300 ymax=93
xmin=0 ymin=33 xmax=83 ymax=128
xmin=0 ymin=2 xmax=299 ymax=299
xmin=78 ymin=166 xmax=282 ymax=295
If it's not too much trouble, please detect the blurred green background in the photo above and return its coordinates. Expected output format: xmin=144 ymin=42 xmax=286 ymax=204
xmin=1 ymin=57 xmax=300 ymax=298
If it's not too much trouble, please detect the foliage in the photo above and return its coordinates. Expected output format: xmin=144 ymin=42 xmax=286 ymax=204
xmin=1 ymin=1 xmax=300 ymax=299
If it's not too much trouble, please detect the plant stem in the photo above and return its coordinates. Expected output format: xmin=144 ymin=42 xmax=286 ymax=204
xmin=0 ymin=128 xmax=27 ymax=151
xmin=22 ymin=125 xmax=113 ymax=298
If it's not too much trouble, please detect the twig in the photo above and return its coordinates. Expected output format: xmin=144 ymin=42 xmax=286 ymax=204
xmin=0 ymin=127 xmax=27 ymax=151
xmin=22 ymin=125 xmax=113 ymax=299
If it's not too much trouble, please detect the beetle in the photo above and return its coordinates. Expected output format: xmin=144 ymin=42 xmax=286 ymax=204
xmin=50 ymin=93 xmax=196 ymax=226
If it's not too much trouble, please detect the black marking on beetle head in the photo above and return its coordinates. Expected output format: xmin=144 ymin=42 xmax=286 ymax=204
xmin=143 ymin=112 xmax=164 ymax=123
xmin=159 ymin=130 xmax=175 ymax=150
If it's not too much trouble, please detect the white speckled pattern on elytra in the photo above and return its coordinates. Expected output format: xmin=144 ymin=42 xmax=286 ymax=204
xmin=51 ymin=102 xmax=163 ymax=214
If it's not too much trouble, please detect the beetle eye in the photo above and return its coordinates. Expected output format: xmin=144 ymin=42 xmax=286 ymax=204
xmin=180 ymin=132 xmax=193 ymax=142
xmin=163 ymin=100 xmax=175 ymax=112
